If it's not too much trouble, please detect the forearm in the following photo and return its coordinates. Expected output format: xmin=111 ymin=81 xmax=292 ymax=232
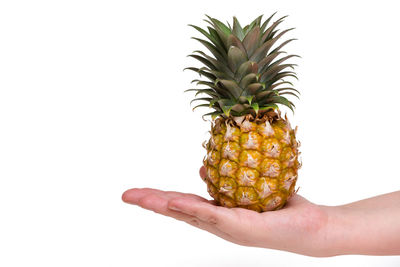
xmin=321 ymin=191 xmax=400 ymax=256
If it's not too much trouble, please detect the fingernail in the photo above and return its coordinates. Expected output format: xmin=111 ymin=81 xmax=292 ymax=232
xmin=121 ymin=191 xmax=130 ymax=203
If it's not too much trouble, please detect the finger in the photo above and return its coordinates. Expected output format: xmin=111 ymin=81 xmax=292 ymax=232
xmin=122 ymin=188 xmax=149 ymax=204
xmin=199 ymin=166 xmax=207 ymax=179
xmin=168 ymin=197 xmax=268 ymax=244
xmin=165 ymin=191 xmax=209 ymax=203
xmin=132 ymin=188 xmax=209 ymax=202
xmin=184 ymin=215 xmax=244 ymax=245
xmin=162 ymin=196 xmax=244 ymax=244
xmin=136 ymin=192 xmax=189 ymax=218
xmin=127 ymin=191 xmax=241 ymax=243
xmin=131 ymin=190 xmax=204 ymax=223
xmin=122 ymin=188 xmax=208 ymax=204
xmin=168 ymin=197 xmax=235 ymax=231
xmin=123 ymin=189 xmax=208 ymax=223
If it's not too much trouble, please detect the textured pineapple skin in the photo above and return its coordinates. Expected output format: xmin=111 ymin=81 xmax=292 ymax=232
xmin=203 ymin=114 xmax=300 ymax=212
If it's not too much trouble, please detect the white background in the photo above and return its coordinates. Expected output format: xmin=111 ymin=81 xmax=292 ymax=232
xmin=1 ymin=0 xmax=400 ymax=266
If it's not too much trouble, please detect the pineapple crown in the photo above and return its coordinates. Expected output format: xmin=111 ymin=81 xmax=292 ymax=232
xmin=185 ymin=13 xmax=300 ymax=119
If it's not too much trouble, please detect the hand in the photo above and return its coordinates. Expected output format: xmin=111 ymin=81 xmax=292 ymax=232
xmin=122 ymin=166 xmax=330 ymax=257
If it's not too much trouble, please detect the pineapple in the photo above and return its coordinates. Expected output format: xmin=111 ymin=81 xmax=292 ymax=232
xmin=186 ymin=14 xmax=300 ymax=212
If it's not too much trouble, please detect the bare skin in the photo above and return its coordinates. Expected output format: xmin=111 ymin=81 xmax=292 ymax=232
xmin=122 ymin=166 xmax=400 ymax=257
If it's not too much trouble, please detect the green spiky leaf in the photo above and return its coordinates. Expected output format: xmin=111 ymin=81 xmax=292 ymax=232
xmin=242 ymin=26 xmax=260 ymax=57
xmin=186 ymin=14 xmax=300 ymax=117
xmin=227 ymin=46 xmax=247 ymax=72
xmin=232 ymin=17 xmax=245 ymax=40
xmin=251 ymin=102 xmax=259 ymax=113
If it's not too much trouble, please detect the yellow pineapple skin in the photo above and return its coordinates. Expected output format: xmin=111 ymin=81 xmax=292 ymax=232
xmin=203 ymin=112 xmax=300 ymax=212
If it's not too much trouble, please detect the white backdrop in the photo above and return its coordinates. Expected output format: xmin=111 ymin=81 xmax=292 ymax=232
xmin=1 ymin=0 xmax=400 ymax=266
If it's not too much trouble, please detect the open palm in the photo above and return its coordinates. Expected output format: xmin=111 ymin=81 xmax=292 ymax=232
xmin=122 ymin=166 xmax=329 ymax=256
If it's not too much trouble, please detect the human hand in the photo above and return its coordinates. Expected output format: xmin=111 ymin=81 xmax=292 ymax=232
xmin=122 ymin=166 xmax=330 ymax=257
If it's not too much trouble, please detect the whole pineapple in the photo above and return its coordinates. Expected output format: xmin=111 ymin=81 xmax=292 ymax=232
xmin=186 ymin=14 xmax=301 ymax=212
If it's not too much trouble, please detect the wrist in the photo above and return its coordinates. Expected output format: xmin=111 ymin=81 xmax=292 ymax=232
xmin=309 ymin=205 xmax=346 ymax=257
xmin=315 ymin=205 xmax=356 ymax=257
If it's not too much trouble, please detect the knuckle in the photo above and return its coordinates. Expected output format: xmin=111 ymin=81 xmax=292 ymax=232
xmin=139 ymin=195 xmax=155 ymax=206
xmin=188 ymin=218 xmax=200 ymax=226
xmin=206 ymin=216 xmax=218 ymax=225
xmin=190 ymin=209 xmax=200 ymax=218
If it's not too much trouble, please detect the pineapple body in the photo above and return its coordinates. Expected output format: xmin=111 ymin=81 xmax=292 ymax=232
xmin=203 ymin=113 xmax=300 ymax=212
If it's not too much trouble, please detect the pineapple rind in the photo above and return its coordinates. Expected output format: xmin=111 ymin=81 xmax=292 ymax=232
xmin=203 ymin=112 xmax=300 ymax=212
